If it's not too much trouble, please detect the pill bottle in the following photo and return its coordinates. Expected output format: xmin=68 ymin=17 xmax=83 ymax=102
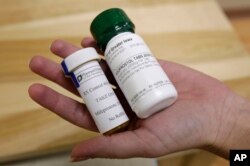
xmin=90 ymin=8 xmax=178 ymax=118
xmin=61 ymin=48 xmax=129 ymax=135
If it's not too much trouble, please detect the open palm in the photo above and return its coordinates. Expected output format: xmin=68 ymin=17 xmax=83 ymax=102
xmin=29 ymin=38 xmax=238 ymax=161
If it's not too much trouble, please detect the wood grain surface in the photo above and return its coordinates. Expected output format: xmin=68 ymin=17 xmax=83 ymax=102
xmin=0 ymin=0 xmax=249 ymax=163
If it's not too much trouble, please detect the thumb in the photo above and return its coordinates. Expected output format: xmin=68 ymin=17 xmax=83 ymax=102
xmin=70 ymin=130 xmax=155 ymax=162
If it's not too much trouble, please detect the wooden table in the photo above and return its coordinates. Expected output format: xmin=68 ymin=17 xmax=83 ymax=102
xmin=0 ymin=0 xmax=249 ymax=163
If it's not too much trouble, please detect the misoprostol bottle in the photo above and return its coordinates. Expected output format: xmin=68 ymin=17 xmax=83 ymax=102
xmin=90 ymin=8 xmax=178 ymax=118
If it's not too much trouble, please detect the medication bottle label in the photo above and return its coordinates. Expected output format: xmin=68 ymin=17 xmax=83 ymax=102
xmin=105 ymin=32 xmax=174 ymax=108
xmin=74 ymin=61 xmax=128 ymax=133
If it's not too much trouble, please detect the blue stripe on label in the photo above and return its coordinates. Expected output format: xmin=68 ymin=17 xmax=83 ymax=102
xmin=70 ymin=72 xmax=80 ymax=88
xmin=61 ymin=61 xmax=80 ymax=88
xmin=61 ymin=61 xmax=70 ymax=76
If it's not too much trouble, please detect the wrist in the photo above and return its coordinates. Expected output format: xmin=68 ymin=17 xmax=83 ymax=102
xmin=204 ymin=93 xmax=250 ymax=158
xmin=225 ymin=97 xmax=250 ymax=148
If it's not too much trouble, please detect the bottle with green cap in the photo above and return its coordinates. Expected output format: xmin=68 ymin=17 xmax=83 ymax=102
xmin=90 ymin=8 xmax=178 ymax=118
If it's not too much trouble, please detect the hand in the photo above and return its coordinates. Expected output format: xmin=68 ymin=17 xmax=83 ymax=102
xmin=28 ymin=38 xmax=250 ymax=162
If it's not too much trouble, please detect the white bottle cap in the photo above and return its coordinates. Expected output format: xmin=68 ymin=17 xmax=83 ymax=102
xmin=61 ymin=47 xmax=100 ymax=75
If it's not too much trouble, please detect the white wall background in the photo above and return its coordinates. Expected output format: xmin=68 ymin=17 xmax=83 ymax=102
xmin=218 ymin=0 xmax=250 ymax=10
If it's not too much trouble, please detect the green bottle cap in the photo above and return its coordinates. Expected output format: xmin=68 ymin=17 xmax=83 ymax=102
xmin=90 ymin=8 xmax=135 ymax=52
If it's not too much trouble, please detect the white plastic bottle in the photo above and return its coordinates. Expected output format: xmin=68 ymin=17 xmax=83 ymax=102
xmin=90 ymin=8 xmax=178 ymax=118
xmin=61 ymin=48 xmax=129 ymax=135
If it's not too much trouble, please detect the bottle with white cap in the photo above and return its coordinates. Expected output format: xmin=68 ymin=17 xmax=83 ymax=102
xmin=61 ymin=47 xmax=129 ymax=135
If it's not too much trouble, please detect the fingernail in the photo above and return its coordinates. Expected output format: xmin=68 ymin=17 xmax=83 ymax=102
xmin=70 ymin=156 xmax=88 ymax=162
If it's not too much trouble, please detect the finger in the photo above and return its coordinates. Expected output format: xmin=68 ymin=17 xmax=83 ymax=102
xmin=81 ymin=37 xmax=96 ymax=47
xmin=71 ymin=129 xmax=157 ymax=161
xmin=28 ymin=83 xmax=97 ymax=131
xmin=50 ymin=39 xmax=80 ymax=58
xmin=81 ymin=37 xmax=102 ymax=54
xmin=29 ymin=55 xmax=79 ymax=96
